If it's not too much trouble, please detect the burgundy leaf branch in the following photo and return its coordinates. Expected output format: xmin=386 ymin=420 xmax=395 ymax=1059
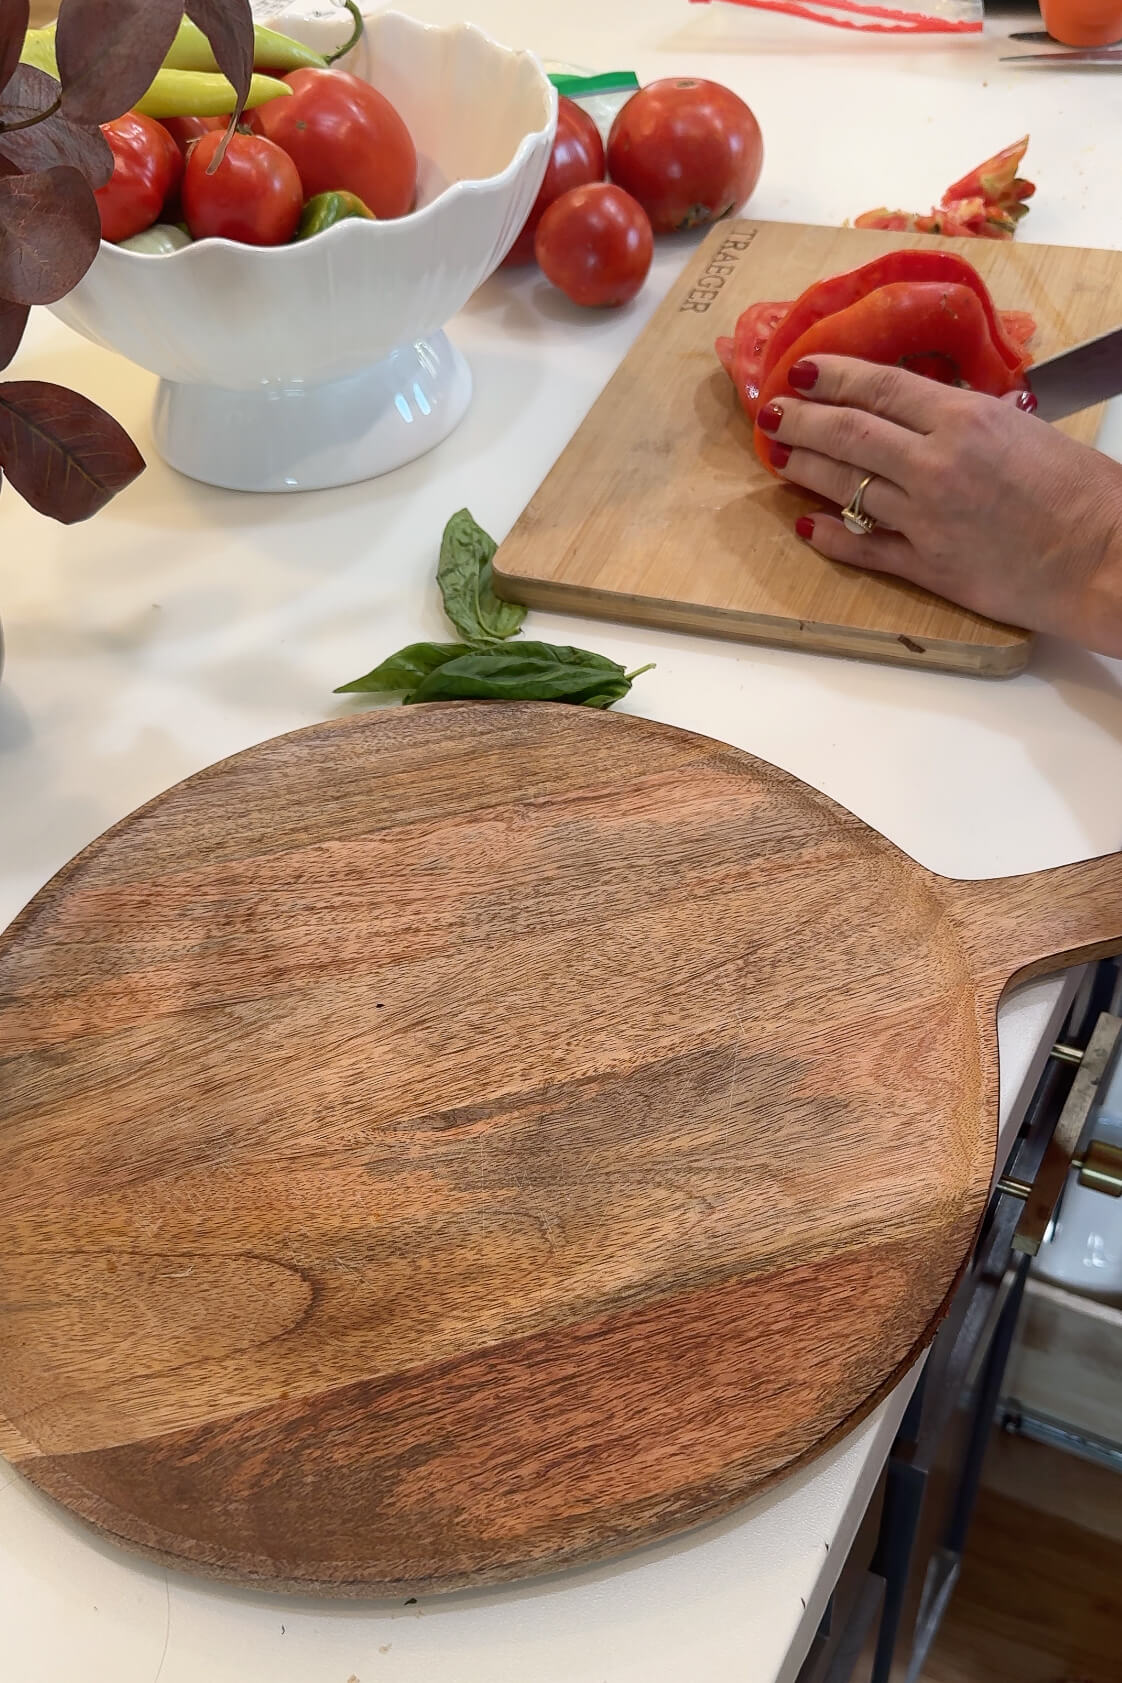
xmin=0 ymin=380 xmax=145 ymax=522
xmin=0 ymin=0 xmax=253 ymax=525
xmin=56 ymin=0 xmax=183 ymax=127
xmin=0 ymin=298 xmax=29 ymax=370
xmin=0 ymin=0 xmax=30 ymax=98
xmin=185 ymin=0 xmax=253 ymax=111
xmin=0 ymin=164 xmax=101 ymax=301
xmin=0 ymin=63 xmax=111 ymax=184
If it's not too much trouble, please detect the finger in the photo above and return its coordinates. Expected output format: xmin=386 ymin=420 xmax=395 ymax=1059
xmin=770 ymin=445 xmax=909 ymax=531
xmin=782 ymin=355 xmax=971 ymax=433
xmin=794 ymin=512 xmax=924 ymax=583
xmin=761 ymin=398 xmax=920 ymax=489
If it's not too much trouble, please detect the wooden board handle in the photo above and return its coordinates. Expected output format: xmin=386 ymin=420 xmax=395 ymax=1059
xmin=944 ymin=853 xmax=1122 ymax=995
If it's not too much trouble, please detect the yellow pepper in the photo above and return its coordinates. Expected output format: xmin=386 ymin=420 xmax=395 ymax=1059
xmin=163 ymin=18 xmax=326 ymax=74
xmin=17 ymin=26 xmax=59 ymax=79
xmin=134 ymin=71 xmax=292 ymax=118
xmin=19 ymin=27 xmax=292 ymax=118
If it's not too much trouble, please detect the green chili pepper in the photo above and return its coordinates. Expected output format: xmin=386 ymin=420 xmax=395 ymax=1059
xmin=296 ymin=191 xmax=377 ymax=240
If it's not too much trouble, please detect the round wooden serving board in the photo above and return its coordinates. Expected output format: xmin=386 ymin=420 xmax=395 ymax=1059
xmin=1 ymin=703 xmax=1120 ymax=1595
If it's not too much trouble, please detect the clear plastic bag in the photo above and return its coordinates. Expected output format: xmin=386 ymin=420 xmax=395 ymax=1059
xmin=690 ymin=0 xmax=982 ymax=35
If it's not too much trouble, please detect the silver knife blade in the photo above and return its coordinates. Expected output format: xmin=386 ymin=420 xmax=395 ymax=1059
xmin=1004 ymin=29 xmax=1121 ymax=42
xmin=1025 ymin=325 xmax=1122 ymax=421
xmin=1000 ymin=49 xmax=1122 ymax=63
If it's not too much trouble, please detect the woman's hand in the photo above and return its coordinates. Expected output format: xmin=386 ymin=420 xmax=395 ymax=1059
xmin=759 ymin=356 xmax=1122 ymax=656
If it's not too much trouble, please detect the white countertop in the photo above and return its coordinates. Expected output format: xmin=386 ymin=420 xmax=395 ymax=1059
xmin=3 ymin=5 xmax=1122 ymax=1680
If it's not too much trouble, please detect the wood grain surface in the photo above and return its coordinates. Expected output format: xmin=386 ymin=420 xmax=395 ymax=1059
xmin=493 ymin=220 xmax=1122 ymax=677
xmin=1 ymin=703 xmax=1120 ymax=1594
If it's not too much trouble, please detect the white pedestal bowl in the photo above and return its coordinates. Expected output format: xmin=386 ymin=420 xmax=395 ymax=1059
xmin=50 ymin=10 xmax=556 ymax=493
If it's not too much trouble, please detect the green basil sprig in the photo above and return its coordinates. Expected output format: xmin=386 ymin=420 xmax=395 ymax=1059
xmin=406 ymin=644 xmax=646 ymax=708
xmin=334 ymin=511 xmax=653 ymax=710
xmin=336 ymin=641 xmax=653 ymax=708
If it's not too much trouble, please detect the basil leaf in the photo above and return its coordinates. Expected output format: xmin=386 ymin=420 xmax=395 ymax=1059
xmin=477 ymin=558 xmax=525 ymax=641
xmin=583 ymin=682 xmax=632 ymax=710
xmin=405 ymin=642 xmax=637 ymax=707
xmin=334 ymin=642 xmax=472 ymax=694
xmin=437 ymin=508 xmax=526 ymax=644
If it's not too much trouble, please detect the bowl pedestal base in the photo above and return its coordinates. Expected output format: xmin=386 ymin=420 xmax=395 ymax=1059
xmin=151 ymin=332 xmax=472 ymax=493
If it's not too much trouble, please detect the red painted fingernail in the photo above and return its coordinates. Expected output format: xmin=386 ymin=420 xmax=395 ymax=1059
xmin=758 ymin=401 xmax=783 ymax=434
xmin=795 ymin=515 xmax=815 ymax=541
xmin=789 ymin=360 xmax=819 ymax=391
xmin=769 ymin=442 xmax=792 ymax=469
xmin=1016 ymin=390 xmax=1038 ymax=413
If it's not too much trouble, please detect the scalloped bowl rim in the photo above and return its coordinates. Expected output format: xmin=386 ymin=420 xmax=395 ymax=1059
xmin=104 ymin=12 xmax=557 ymax=268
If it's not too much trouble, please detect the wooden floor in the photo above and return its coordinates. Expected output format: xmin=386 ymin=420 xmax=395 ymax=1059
xmin=921 ymin=1435 xmax=1122 ymax=1683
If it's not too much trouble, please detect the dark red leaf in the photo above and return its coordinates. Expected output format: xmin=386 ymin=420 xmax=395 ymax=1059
xmin=56 ymin=0 xmax=182 ymax=126
xmin=185 ymin=0 xmax=254 ymax=117
xmin=0 ymin=300 xmax=30 ymax=369
xmin=0 ymin=165 xmax=100 ymax=303
xmin=0 ymin=65 xmax=112 ymax=186
xmin=1 ymin=0 xmax=30 ymax=97
xmin=0 ymin=379 xmax=144 ymax=521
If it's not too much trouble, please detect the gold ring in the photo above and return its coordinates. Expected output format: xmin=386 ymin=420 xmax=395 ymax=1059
xmin=841 ymin=474 xmax=878 ymax=537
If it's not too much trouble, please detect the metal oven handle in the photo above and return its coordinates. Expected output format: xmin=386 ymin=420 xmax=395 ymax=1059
xmin=997 ymin=1011 xmax=1122 ymax=1255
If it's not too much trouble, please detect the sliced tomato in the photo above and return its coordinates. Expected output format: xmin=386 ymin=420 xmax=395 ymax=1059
xmin=723 ymin=299 xmax=787 ymax=418
xmin=715 ymin=277 xmax=1036 ymax=418
xmin=853 ymin=209 xmax=913 ymax=233
xmin=998 ymin=310 xmax=1036 ymax=356
xmin=855 ymin=139 xmax=1034 ymax=244
xmin=943 ymin=137 xmax=1029 ymax=207
xmin=752 ymin=281 xmax=1025 ymax=473
xmin=758 ymin=250 xmax=1026 ymax=385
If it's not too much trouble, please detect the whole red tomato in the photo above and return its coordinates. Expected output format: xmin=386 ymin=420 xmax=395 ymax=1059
xmin=95 ymin=113 xmax=183 ymax=244
xmin=249 ymin=69 xmax=416 ymax=219
xmin=182 ymin=131 xmax=303 ymax=246
xmin=607 ymin=79 xmax=763 ymax=233
xmin=535 ymin=183 xmax=652 ymax=308
xmin=159 ymin=115 xmax=225 ymax=158
xmin=503 ymin=96 xmax=604 ymax=266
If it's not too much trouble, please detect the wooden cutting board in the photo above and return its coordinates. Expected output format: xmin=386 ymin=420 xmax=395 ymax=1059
xmin=493 ymin=221 xmax=1122 ymax=677
xmin=2 ymin=703 xmax=1120 ymax=1595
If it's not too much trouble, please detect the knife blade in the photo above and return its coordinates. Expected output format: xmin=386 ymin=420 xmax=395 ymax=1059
xmin=1025 ymin=326 xmax=1122 ymax=421
xmin=1004 ymin=28 xmax=1122 ymax=42
xmin=1000 ymin=48 xmax=1122 ymax=63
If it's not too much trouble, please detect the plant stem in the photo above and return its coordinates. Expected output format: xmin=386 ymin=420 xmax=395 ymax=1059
xmin=625 ymin=664 xmax=656 ymax=682
xmin=324 ymin=0 xmax=364 ymax=65
xmin=0 ymin=91 xmax=62 ymax=133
